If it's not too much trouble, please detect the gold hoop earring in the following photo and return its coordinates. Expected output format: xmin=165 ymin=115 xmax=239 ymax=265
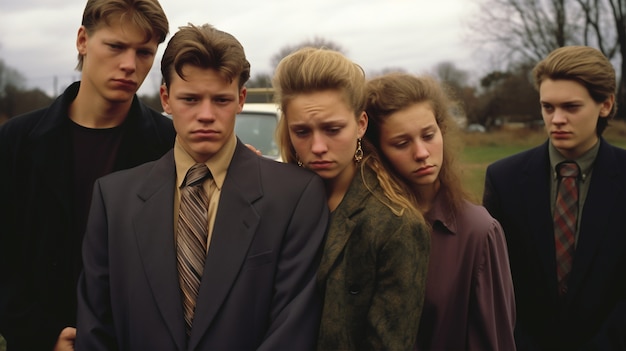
xmin=354 ymin=138 xmax=363 ymax=163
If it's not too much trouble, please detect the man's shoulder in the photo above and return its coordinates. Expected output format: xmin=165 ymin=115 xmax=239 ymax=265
xmin=602 ymin=139 xmax=626 ymax=158
xmin=257 ymin=158 xmax=320 ymax=185
xmin=0 ymin=107 xmax=50 ymax=140
xmin=134 ymin=101 xmax=175 ymax=133
xmin=99 ymin=157 xmax=163 ymax=185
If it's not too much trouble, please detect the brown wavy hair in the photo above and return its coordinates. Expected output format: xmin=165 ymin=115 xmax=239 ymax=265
xmin=365 ymin=73 xmax=475 ymax=216
xmin=160 ymin=23 xmax=250 ymax=91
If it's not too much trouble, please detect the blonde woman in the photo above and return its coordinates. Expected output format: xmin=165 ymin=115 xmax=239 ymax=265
xmin=273 ymin=48 xmax=430 ymax=351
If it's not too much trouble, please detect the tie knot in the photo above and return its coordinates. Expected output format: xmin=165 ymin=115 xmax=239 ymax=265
xmin=557 ymin=162 xmax=579 ymax=178
xmin=184 ymin=163 xmax=210 ymax=187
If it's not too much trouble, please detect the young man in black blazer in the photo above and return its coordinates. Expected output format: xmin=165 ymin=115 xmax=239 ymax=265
xmin=0 ymin=1 xmax=175 ymax=350
xmin=484 ymin=46 xmax=626 ymax=350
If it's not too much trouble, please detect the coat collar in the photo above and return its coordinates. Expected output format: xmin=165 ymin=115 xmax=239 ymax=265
xmin=317 ymin=165 xmax=376 ymax=284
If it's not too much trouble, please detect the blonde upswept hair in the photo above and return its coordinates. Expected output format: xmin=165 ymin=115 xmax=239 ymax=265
xmin=273 ymin=47 xmax=423 ymax=220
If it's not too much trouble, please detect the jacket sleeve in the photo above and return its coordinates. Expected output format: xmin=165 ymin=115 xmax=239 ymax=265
xmin=257 ymin=175 xmax=329 ymax=351
xmin=0 ymin=118 xmax=67 ymax=350
xmin=75 ymin=179 xmax=118 ymax=351
xmin=467 ymin=218 xmax=517 ymax=351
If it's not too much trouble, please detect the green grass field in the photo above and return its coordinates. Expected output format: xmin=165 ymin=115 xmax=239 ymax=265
xmin=459 ymin=121 xmax=626 ymax=200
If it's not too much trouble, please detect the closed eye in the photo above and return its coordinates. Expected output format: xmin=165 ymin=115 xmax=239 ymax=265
xmin=292 ymin=128 xmax=310 ymax=137
xmin=325 ymin=126 xmax=341 ymax=135
xmin=423 ymin=133 xmax=435 ymax=141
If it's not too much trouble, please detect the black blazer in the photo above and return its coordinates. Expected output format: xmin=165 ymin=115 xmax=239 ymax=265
xmin=483 ymin=139 xmax=626 ymax=350
xmin=75 ymin=142 xmax=329 ymax=350
xmin=0 ymin=82 xmax=175 ymax=350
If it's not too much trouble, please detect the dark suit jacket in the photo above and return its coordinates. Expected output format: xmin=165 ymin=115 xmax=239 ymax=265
xmin=0 ymin=82 xmax=175 ymax=350
xmin=483 ymin=139 xmax=626 ymax=351
xmin=75 ymin=142 xmax=329 ymax=351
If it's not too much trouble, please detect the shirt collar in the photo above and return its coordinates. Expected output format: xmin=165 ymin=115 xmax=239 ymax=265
xmin=174 ymin=133 xmax=237 ymax=190
xmin=426 ymin=191 xmax=457 ymax=235
xmin=548 ymin=140 xmax=599 ymax=182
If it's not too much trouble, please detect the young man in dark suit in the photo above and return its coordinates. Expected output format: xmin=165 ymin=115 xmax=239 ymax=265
xmin=75 ymin=23 xmax=329 ymax=350
xmin=484 ymin=46 xmax=626 ymax=350
xmin=0 ymin=1 xmax=174 ymax=350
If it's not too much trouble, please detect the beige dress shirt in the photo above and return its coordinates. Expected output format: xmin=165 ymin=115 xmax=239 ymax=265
xmin=173 ymin=134 xmax=237 ymax=252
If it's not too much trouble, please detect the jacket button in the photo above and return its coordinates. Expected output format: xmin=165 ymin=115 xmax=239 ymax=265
xmin=348 ymin=285 xmax=360 ymax=295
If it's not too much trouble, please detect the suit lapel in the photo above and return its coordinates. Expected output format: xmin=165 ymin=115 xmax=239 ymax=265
xmin=567 ymin=140 xmax=623 ymax=298
xmin=134 ymin=151 xmax=187 ymax=350
xmin=189 ymin=142 xmax=263 ymax=348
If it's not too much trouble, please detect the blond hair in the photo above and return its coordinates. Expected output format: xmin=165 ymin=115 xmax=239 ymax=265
xmin=274 ymin=48 xmax=423 ymax=220
xmin=77 ymin=0 xmax=169 ymax=71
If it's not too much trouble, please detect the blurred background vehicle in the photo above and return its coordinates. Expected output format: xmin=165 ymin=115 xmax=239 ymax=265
xmin=236 ymin=103 xmax=281 ymax=161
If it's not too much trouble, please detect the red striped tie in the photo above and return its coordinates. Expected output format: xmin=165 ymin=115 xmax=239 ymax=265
xmin=177 ymin=163 xmax=211 ymax=335
xmin=554 ymin=161 xmax=579 ymax=296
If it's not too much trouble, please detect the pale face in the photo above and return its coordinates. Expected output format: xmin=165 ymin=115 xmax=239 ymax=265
xmin=540 ymin=79 xmax=613 ymax=159
xmin=285 ymin=90 xmax=367 ymax=189
xmin=77 ymin=20 xmax=159 ymax=104
xmin=160 ymin=66 xmax=245 ymax=163
xmin=379 ymin=102 xmax=443 ymax=196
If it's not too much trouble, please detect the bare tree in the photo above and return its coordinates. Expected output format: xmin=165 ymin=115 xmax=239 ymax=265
xmin=468 ymin=0 xmax=626 ymax=119
xmin=467 ymin=0 xmax=581 ymax=64
xmin=433 ymin=61 xmax=470 ymax=96
xmin=270 ymin=37 xmax=346 ymax=70
xmin=0 ymin=59 xmax=26 ymax=95
xmin=0 ymin=59 xmax=29 ymax=122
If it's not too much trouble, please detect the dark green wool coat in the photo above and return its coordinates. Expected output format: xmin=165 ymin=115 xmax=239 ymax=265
xmin=316 ymin=166 xmax=430 ymax=351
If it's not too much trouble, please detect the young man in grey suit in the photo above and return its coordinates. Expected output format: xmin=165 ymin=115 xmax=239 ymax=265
xmin=75 ymin=23 xmax=329 ymax=351
xmin=484 ymin=46 xmax=626 ymax=350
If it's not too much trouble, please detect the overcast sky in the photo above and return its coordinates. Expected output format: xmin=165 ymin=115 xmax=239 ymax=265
xmin=0 ymin=0 xmax=485 ymax=96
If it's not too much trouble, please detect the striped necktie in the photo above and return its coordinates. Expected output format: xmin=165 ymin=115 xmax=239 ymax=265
xmin=177 ymin=163 xmax=211 ymax=335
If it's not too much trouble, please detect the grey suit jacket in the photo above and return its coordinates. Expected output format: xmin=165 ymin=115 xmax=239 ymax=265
xmin=484 ymin=138 xmax=626 ymax=351
xmin=76 ymin=141 xmax=329 ymax=351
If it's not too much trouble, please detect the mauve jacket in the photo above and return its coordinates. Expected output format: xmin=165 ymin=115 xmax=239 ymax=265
xmin=316 ymin=166 xmax=431 ymax=351
xmin=416 ymin=193 xmax=516 ymax=351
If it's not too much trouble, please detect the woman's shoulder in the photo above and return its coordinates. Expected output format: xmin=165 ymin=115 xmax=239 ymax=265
xmin=455 ymin=200 xmax=504 ymax=241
